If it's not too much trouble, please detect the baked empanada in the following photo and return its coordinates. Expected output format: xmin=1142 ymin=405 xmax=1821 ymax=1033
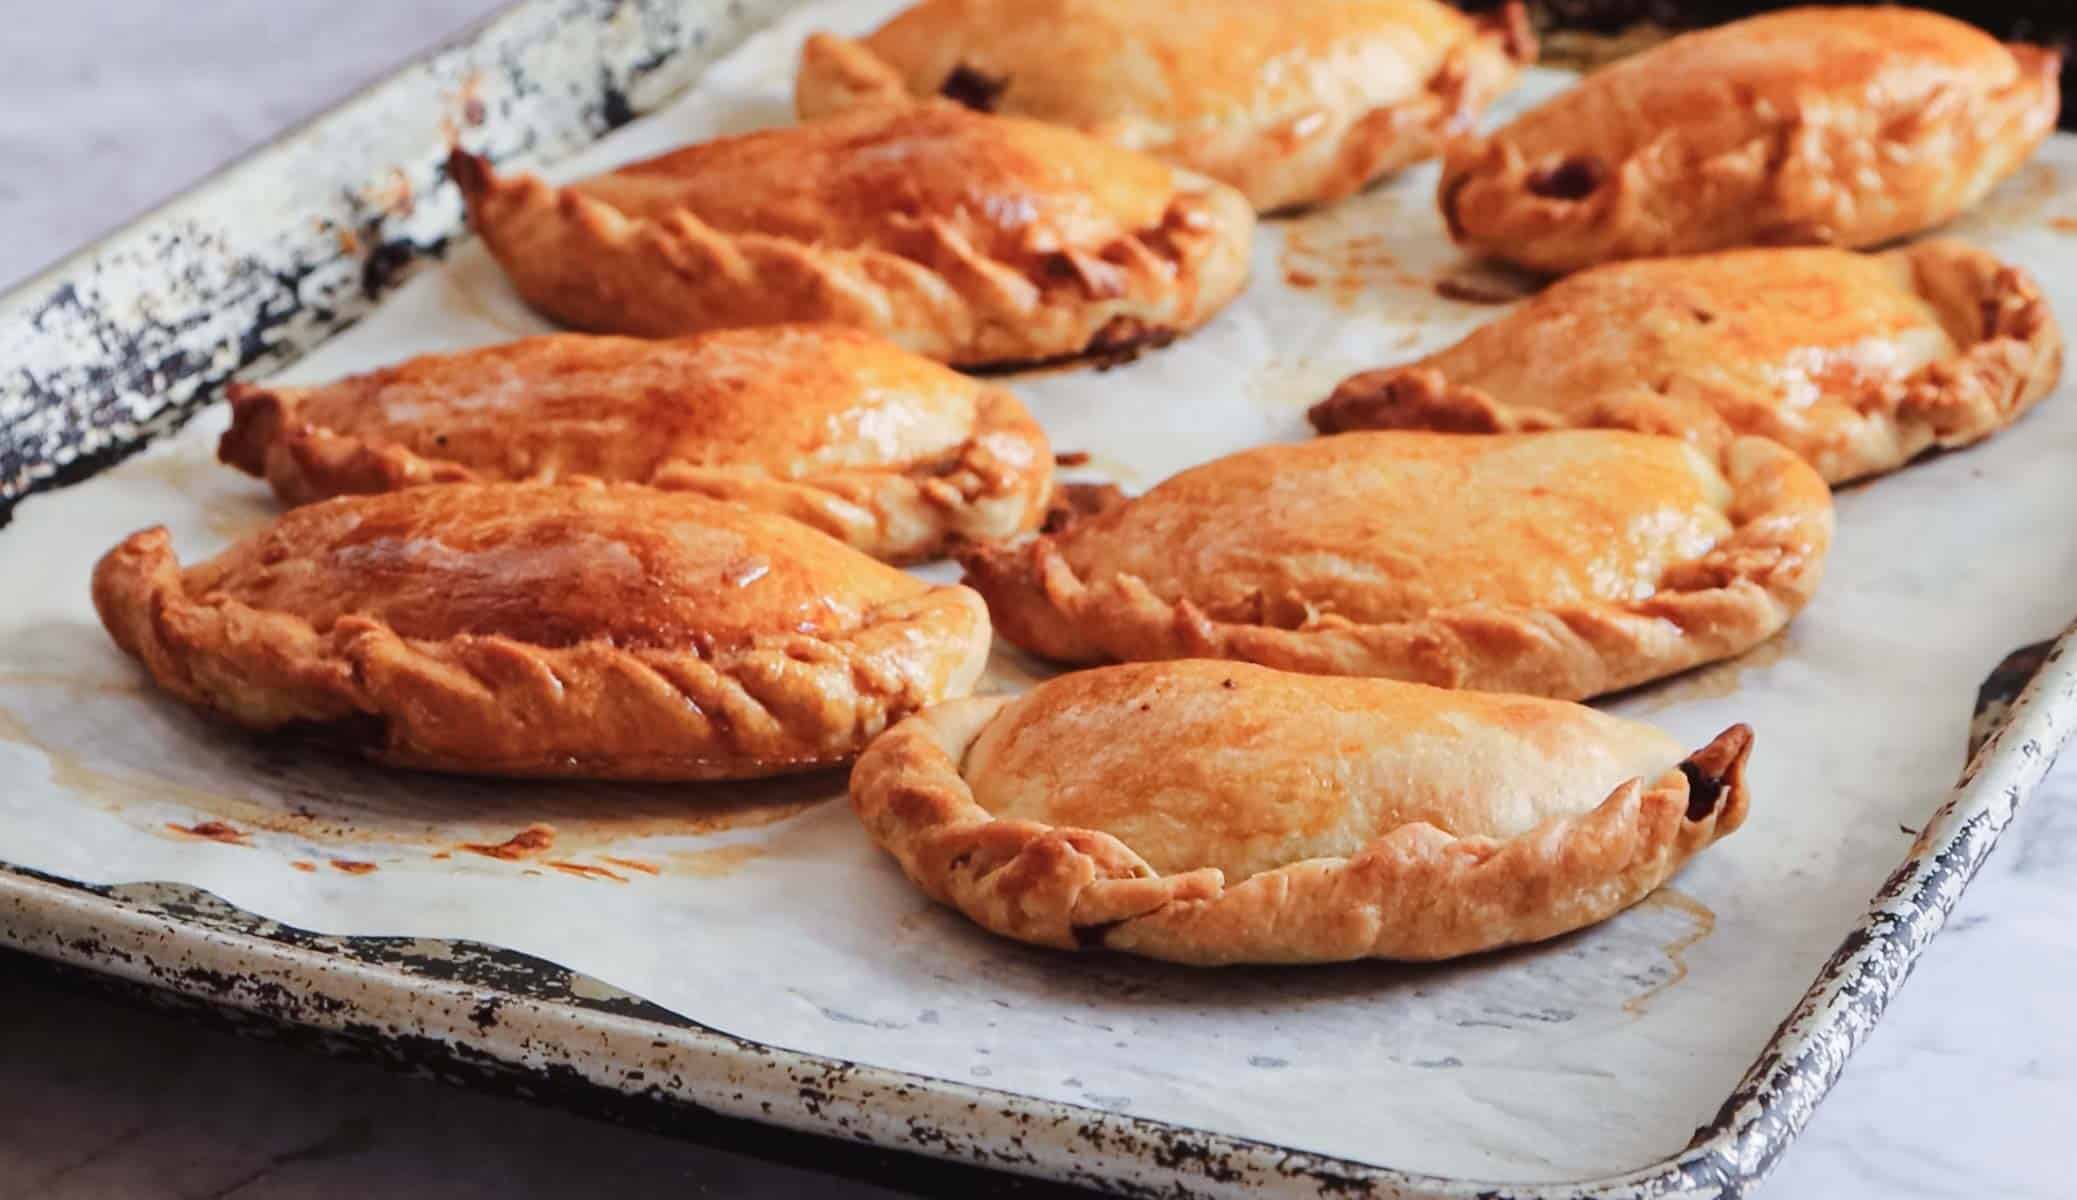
xmin=851 ymin=660 xmax=1751 ymax=963
xmin=1439 ymin=7 xmax=2061 ymax=274
xmin=449 ymin=103 xmax=1254 ymax=367
xmin=961 ymin=430 xmax=1831 ymax=699
xmin=92 ymin=484 xmax=990 ymax=779
xmin=218 ymin=326 xmax=1053 ymax=563
xmin=794 ymin=0 xmax=1534 ymax=213
xmin=1312 ymin=241 xmax=2062 ymax=484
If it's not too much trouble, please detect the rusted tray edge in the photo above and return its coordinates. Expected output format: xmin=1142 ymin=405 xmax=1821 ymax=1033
xmin=2 ymin=1 xmax=2074 ymax=1196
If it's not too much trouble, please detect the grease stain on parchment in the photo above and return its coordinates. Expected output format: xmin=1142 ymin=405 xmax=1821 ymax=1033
xmin=1614 ymin=632 xmax=1791 ymax=715
xmin=0 ymin=699 xmax=241 ymax=817
xmin=1622 ymin=888 xmax=1717 ymax=1016
xmin=0 ymin=679 xmax=838 ymax=863
xmin=671 ymin=843 xmax=765 ymax=878
xmin=1278 ymin=209 xmax=1425 ymax=312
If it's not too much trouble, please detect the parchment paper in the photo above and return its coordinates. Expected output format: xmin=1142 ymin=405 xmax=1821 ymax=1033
xmin=5 ymin=2 xmax=2076 ymax=1182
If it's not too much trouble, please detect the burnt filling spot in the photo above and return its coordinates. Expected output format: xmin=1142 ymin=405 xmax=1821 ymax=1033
xmin=1526 ymin=155 xmax=1606 ymax=201
xmin=939 ymin=64 xmax=1009 ymax=112
xmin=1678 ymin=758 xmax=1727 ymax=821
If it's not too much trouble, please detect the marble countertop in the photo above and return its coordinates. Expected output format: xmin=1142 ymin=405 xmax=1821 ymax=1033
xmin=2 ymin=4 xmax=2072 ymax=1197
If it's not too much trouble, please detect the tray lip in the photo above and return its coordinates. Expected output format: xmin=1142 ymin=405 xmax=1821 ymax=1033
xmin=1 ymin=1 xmax=2073 ymax=1196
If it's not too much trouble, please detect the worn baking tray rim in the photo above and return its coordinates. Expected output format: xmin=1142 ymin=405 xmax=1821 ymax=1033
xmin=1 ymin=2 xmax=2072 ymax=1196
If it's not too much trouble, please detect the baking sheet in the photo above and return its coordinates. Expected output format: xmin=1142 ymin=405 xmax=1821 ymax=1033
xmin=4 ymin=1 xmax=2076 ymax=1184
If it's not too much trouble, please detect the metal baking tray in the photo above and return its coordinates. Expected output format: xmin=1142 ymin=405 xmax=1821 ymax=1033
xmin=3 ymin=2 xmax=2073 ymax=1195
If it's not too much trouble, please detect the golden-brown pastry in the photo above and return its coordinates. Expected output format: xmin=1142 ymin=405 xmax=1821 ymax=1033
xmin=449 ymin=103 xmax=1255 ymax=367
xmin=91 ymin=484 xmax=990 ymax=780
xmin=1440 ymin=7 xmax=2061 ymax=274
xmin=851 ymin=660 xmax=1751 ymax=963
xmin=961 ymin=430 xmax=1831 ymax=700
xmin=1313 ymin=241 xmax=2062 ymax=484
xmin=794 ymin=0 xmax=1534 ymax=213
xmin=217 ymin=326 xmax=1054 ymax=563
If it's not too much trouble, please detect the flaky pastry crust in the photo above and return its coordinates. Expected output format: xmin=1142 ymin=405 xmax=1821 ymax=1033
xmin=1439 ymin=6 xmax=2061 ymax=274
xmin=851 ymin=661 xmax=1751 ymax=964
xmin=1312 ymin=241 xmax=2062 ymax=484
xmin=217 ymin=326 xmax=1053 ymax=563
xmin=961 ymin=431 xmax=1832 ymax=700
xmin=91 ymin=485 xmax=990 ymax=779
xmin=449 ymin=104 xmax=1254 ymax=367
xmin=794 ymin=0 xmax=1534 ymax=213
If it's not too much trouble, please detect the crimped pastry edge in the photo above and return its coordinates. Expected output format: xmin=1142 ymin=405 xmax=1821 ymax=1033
xmin=959 ymin=435 xmax=1833 ymax=701
xmin=446 ymin=141 xmax=1255 ymax=368
xmin=850 ymin=688 xmax=1751 ymax=964
xmin=1435 ymin=31 xmax=2061 ymax=274
xmin=792 ymin=2 xmax=1537 ymax=213
xmin=1310 ymin=239 xmax=2064 ymax=485
xmin=91 ymin=525 xmax=992 ymax=780
xmin=217 ymin=372 xmax=1055 ymax=565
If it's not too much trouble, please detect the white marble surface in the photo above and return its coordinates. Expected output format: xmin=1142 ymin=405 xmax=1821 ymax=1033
xmin=0 ymin=4 xmax=2072 ymax=1198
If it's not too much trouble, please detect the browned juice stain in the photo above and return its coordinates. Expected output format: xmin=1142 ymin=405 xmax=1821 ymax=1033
xmin=1623 ymin=887 xmax=1717 ymax=1016
xmin=0 ymin=682 xmax=839 ymax=857
xmin=600 ymin=856 xmax=660 ymax=876
xmin=2051 ymin=216 xmax=2077 ymax=234
xmin=459 ymin=823 xmax=558 ymax=861
xmin=330 ymin=859 xmax=378 ymax=875
xmin=673 ymin=844 xmax=765 ymax=879
xmin=1278 ymin=211 xmax=1423 ymax=311
xmin=290 ymin=861 xmax=316 ymax=872
xmin=547 ymin=860 xmax=626 ymax=883
xmin=164 ymin=820 xmax=250 ymax=846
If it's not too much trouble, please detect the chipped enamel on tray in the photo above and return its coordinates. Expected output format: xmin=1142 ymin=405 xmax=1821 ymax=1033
xmin=3 ymin=1 xmax=2077 ymax=1196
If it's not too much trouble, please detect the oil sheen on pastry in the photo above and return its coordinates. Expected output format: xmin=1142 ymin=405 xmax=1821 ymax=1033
xmin=794 ymin=0 xmax=1535 ymax=213
xmin=218 ymin=326 xmax=1054 ymax=563
xmin=91 ymin=484 xmax=991 ymax=780
xmin=1439 ymin=6 xmax=2061 ymax=274
xmin=1312 ymin=241 xmax=2062 ymax=484
xmin=960 ymin=430 xmax=1832 ymax=700
xmin=851 ymin=660 xmax=1751 ymax=963
xmin=449 ymin=103 xmax=1255 ymax=367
